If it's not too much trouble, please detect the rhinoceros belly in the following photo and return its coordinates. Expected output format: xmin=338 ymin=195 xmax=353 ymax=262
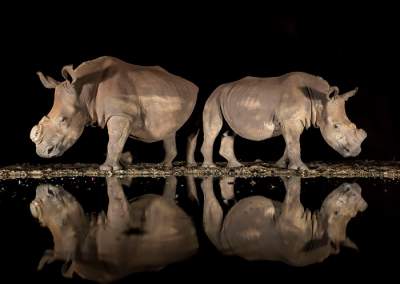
xmin=220 ymin=83 xmax=278 ymax=141
xmin=222 ymin=196 xmax=281 ymax=260
xmin=135 ymin=93 xmax=194 ymax=141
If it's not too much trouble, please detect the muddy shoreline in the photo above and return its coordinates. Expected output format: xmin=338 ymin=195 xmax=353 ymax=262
xmin=0 ymin=160 xmax=399 ymax=179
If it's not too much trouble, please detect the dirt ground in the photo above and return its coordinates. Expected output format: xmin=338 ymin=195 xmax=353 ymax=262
xmin=0 ymin=160 xmax=399 ymax=179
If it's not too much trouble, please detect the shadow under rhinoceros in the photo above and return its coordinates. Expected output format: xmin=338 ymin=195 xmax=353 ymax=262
xmin=201 ymin=176 xmax=368 ymax=267
xmin=30 ymin=176 xmax=199 ymax=282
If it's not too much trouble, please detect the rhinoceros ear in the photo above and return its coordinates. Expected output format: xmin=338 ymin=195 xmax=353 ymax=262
xmin=37 ymin=72 xmax=60 ymax=89
xmin=342 ymin=87 xmax=359 ymax=101
xmin=61 ymin=65 xmax=76 ymax=84
xmin=328 ymin=86 xmax=340 ymax=100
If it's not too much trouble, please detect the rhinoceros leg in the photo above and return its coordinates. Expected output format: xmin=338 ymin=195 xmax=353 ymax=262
xmin=162 ymin=134 xmax=177 ymax=168
xmin=201 ymin=177 xmax=224 ymax=249
xmin=100 ymin=116 xmax=131 ymax=171
xmin=163 ymin=176 xmax=177 ymax=201
xmin=105 ymin=177 xmax=131 ymax=228
xmin=282 ymin=122 xmax=308 ymax=170
xmin=219 ymin=132 xmax=242 ymax=167
xmin=201 ymin=96 xmax=223 ymax=167
xmin=275 ymin=147 xmax=288 ymax=168
xmin=280 ymin=176 xmax=303 ymax=218
xmin=220 ymin=176 xmax=236 ymax=202
xmin=278 ymin=176 xmax=311 ymax=236
xmin=186 ymin=130 xmax=199 ymax=167
xmin=186 ymin=175 xmax=199 ymax=203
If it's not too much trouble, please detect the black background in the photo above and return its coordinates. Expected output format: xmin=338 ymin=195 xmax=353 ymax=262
xmin=1 ymin=4 xmax=399 ymax=166
xmin=0 ymin=3 xmax=399 ymax=282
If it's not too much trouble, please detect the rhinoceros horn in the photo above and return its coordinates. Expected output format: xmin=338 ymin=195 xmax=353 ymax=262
xmin=30 ymin=124 xmax=43 ymax=143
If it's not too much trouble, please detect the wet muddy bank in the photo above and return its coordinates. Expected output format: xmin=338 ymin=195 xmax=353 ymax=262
xmin=1 ymin=160 xmax=399 ymax=179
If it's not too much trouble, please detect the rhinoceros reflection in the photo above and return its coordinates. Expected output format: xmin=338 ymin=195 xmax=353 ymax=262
xmin=30 ymin=177 xmax=198 ymax=282
xmin=202 ymin=176 xmax=367 ymax=266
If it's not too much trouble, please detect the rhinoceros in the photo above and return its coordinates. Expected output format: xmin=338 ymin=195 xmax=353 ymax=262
xmin=30 ymin=56 xmax=198 ymax=170
xmin=30 ymin=177 xmax=198 ymax=282
xmin=201 ymin=176 xmax=367 ymax=266
xmin=199 ymin=72 xmax=367 ymax=169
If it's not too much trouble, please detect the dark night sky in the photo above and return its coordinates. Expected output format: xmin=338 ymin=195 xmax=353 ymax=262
xmin=1 ymin=5 xmax=399 ymax=166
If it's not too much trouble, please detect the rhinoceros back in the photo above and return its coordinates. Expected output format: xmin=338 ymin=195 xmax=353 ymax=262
xmin=220 ymin=77 xmax=282 ymax=141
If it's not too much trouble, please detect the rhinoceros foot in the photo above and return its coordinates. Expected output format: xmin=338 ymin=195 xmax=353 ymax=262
xmin=275 ymin=159 xmax=288 ymax=169
xmin=202 ymin=162 xmax=217 ymax=168
xmin=120 ymin=151 xmax=133 ymax=166
xmin=100 ymin=162 xmax=123 ymax=171
xmin=187 ymin=162 xmax=198 ymax=167
xmin=288 ymin=161 xmax=309 ymax=171
xmin=159 ymin=162 xmax=174 ymax=169
xmin=227 ymin=161 xmax=243 ymax=168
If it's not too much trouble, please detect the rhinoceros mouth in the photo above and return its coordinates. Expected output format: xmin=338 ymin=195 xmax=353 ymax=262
xmin=338 ymin=143 xmax=361 ymax=158
xmin=36 ymin=144 xmax=64 ymax=158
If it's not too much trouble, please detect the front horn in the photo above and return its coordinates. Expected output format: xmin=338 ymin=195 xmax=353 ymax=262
xmin=30 ymin=124 xmax=43 ymax=143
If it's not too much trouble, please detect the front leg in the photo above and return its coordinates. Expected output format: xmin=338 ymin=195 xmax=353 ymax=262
xmin=100 ymin=116 xmax=131 ymax=171
xmin=281 ymin=121 xmax=308 ymax=170
xmin=105 ymin=177 xmax=131 ymax=229
xmin=281 ymin=176 xmax=303 ymax=217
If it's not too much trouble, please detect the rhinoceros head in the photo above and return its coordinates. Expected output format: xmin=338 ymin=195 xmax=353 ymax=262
xmin=320 ymin=182 xmax=367 ymax=251
xmin=30 ymin=66 xmax=87 ymax=158
xmin=321 ymin=183 xmax=367 ymax=220
xmin=30 ymin=184 xmax=86 ymax=228
xmin=319 ymin=87 xmax=367 ymax=157
xmin=30 ymin=184 xmax=88 ymax=272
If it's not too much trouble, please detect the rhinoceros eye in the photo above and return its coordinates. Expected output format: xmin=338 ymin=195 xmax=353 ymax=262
xmin=57 ymin=117 xmax=66 ymax=125
xmin=334 ymin=124 xmax=340 ymax=129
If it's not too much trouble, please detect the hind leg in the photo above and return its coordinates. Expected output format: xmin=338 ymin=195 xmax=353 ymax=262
xmin=186 ymin=130 xmax=199 ymax=167
xmin=219 ymin=132 xmax=242 ymax=167
xmin=201 ymin=96 xmax=223 ymax=167
xmin=162 ymin=133 xmax=177 ymax=168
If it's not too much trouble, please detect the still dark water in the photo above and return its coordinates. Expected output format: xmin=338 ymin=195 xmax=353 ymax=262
xmin=0 ymin=176 xmax=399 ymax=282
